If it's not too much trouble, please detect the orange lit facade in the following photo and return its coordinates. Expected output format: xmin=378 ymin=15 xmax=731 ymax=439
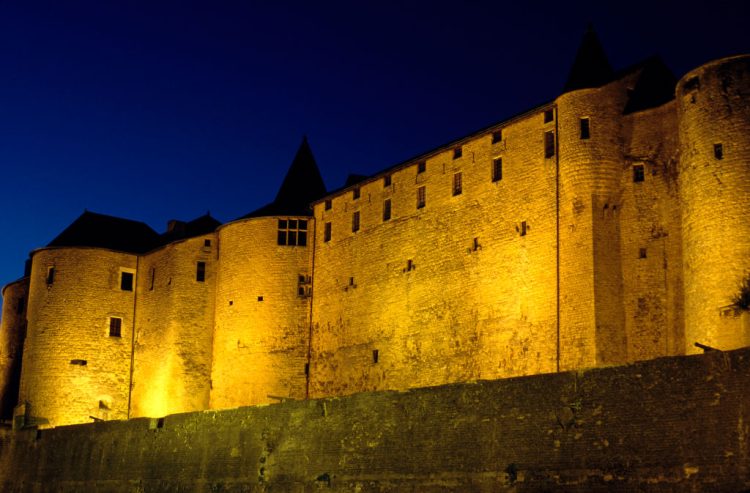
xmin=1 ymin=45 xmax=748 ymax=428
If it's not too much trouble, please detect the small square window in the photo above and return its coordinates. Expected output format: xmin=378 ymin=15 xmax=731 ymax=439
xmin=109 ymin=317 xmax=122 ymax=338
xmin=452 ymin=172 xmax=462 ymax=196
xmin=46 ymin=267 xmax=55 ymax=285
xmin=352 ymin=211 xmax=360 ymax=233
xmin=257 ymin=296 xmax=263 ymax=302
xmin=120 ymin=272 xmax=134 ymax=291
xmin=416 ymin=186 xmax=426 ymax=209
xmin=639 ymin=248 xmax=647 ymax=259
xmin=353 ymin=187 xmax=361 ymax=200
xmin=196 ymin=262 xmax=206 ymax=282
xmin=580 ymin=118 xmax=590 ymax=139
xmin=204 ymin=239 xmax=211 ymax=247
xmin=324 ymin=222 xmax=332 ymax=242
xmin=492 ymin=158 xmax=503 ymax=182
xmin=491 ymin=130 xmax=502 ymax=144
xmin=383 ymin=199 xmax=392 ymax=222
xmin=453 ymin=147 xmax=463 ymax=159
xmin=714 ymin=143 xmax=723 ymax=160
xmin=417 ymin=161 xmax=426 ymax=174
xmin=544 ymin=109 xmax=554 ymax=123
xmin=383 ymin=175 xmax=392 ymax=187
xmin=633 ymin=164 xmax=645 ymax=183
xmin=544 ymin=131 xmax=555 ymax=158
xmin=324 ymin=199 xmax=332 ymax=211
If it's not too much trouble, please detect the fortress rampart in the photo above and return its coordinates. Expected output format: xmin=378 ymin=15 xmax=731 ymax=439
xmin=0 ymin=45 xmax=749 ymax=429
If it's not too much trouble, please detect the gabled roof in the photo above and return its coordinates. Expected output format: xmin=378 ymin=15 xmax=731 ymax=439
xmin=242 ymin=137 xmax=327 ymax=218
xmin=47 ymin=211 xmax=161 ymax=254
xmin=563 ymin=25 xmax=614 ymax=93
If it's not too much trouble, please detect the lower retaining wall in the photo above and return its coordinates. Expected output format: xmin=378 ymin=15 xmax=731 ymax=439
xmin=1 ymin=348 xmax=749 ymax=492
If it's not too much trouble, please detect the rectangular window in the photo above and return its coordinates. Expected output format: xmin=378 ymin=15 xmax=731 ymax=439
xmin=452 ymin=172 xmax=463 ymax=196
xmin=383 ymin=198 xmax=392 ymax=221
xmin=492 ymin=158 xmax=503 ymax=182
xmin=544 ymin=131 xmax=555 ymax=158
xmin=714 ymin=143 xmax=723 ymax=160
xmin=580 ymin=118 xmax=590 ymax=139
xmin=520 ymin=221 xmax=527 ymax=237
xmin=324 ymin=222 xmax=332 ymax=242
xmin=109 ymin=317 xmax=122 ymax=338
xmin=383 ymin=174 xmax=392 ymax=187
xmin=46 ymin=267 xmax=55 ymax=285
xmin=633 ymin=164 xmax=645 ymax=183
xmin=372 ymin=349 xmax=379 ymax=364
xmin=120 ymin=272 xmax=134 ymax=291
xmin=353 ymin=187 xmax=361 ymax=200
xmin=196 ymin=262 xmax=206 ymax=282
xmin=639 ymin=248 xmax=647 ymax=259
xmin=277 ymin=218 xmax=308 ymax=246
xmin=491 ymin=129 xmax=502 ymax=143
xmin=544 ymin=109 xmax=554 ymax=123
xmin=204 ymin=239 xmax=211 ymax=247
xmin=453 ymin=147 xmax=462 ymax=159
xmin=324 ymin=199 xmax=332 ymax=211
xmin=352 ymin=211 xmax=360 ymax=232
xmin=149 ymin=267 xmax=155 ymax=291
xmin=417 ymin=161 xmax=426 ymax=174
xmin=416 ymin=186 xmax=426 ymax=209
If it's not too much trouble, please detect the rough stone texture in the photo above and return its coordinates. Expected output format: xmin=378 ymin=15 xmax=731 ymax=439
xmin=1 ymin=348 xmax=749 ymax=492
xmin=678 ymin=56 xmax=750 ymax=353
xmin=131 ymin=235 xmax=216 ymax=418
xmin=0 ymin=278 xmax=28 ymax=420
xmin=20 ymin=248 xmax=138 ymax=427
xmin=210 ymin=217 xmax=310 ymax=409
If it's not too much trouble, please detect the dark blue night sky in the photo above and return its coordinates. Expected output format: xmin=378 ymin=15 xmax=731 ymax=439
xmin=0 ymin=0 xmax=748 ymax=287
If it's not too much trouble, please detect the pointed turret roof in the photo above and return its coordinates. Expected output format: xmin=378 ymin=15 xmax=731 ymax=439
xmin=242 ymin=137 xmax=327 ymax=218
xmin=563 ymin=25 xmax=614 ymax=92
xmin=47 ymin=210 xmax=161 ymax=254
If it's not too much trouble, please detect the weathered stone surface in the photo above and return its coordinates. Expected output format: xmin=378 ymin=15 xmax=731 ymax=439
xmin=1 ymin=348 xmax=748 ymax=492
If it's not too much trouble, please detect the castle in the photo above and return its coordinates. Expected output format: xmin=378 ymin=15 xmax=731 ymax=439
xmin=1 ymin=31 xmax=749 ymax=429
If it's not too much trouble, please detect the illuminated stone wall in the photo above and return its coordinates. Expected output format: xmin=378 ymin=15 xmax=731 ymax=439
xmin=0 ymin=278 xmax=28 ymax=420
xmin=210 ymin=217 xmax=310 ymax=409
xmin=310 ymin=107 xmax=560 ymax=398
xmin=19 ymin=248 xmax=138 ymax=428
xmin=1 ymin=348 xmax=749 ymax=492
xmin=678 ymin=55 xmax=750 ymax=352
xmin=130 ymin=235 xmax=216 ymax=418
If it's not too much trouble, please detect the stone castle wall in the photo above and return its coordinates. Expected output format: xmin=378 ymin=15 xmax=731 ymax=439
xmin=19 ymin=248 xmax=138 ymax=427
xmin=0 ymin=278 xmax=27 ymax=420
xmin=1 ymin=348 xmax=749 ymax=492
xmin=210 ymin=217 xmax=311 ymax=409
xmin=130 ymin=235 xmax=216 ymax=418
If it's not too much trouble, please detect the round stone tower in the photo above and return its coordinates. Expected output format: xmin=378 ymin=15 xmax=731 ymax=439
xmin=677 ymin=55 xmax=750 ymax=352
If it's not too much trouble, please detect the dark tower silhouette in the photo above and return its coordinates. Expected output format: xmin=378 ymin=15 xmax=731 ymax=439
xmin=563 ymin=25 xmax=614 ymax=92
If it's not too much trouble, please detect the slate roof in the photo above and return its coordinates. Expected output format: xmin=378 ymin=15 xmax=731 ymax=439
xmin=242 ymin=137 xmax=327 ymax=218
xmin=160 ymin=213 xmax=222 ymax=244
xmin=47 ymin=211 xmax=161 ymax=254
xmin=563 ymin=25 xmax=615 ymax=93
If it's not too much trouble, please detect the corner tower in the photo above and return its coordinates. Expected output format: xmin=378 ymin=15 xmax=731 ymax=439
xmin=677 ymin=55 xmax=750 ymax=351
xmin=210 ymin=138 xmax=326 ymax=408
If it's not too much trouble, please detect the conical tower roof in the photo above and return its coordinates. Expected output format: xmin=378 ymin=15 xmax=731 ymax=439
xmin=242 ymin=137 xmax=327 ymax=218
xmin=563 ymin=25 xmax=614 ymax=92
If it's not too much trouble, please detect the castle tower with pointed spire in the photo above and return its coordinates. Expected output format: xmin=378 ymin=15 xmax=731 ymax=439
xmin=1 ymin=31 xmax=748 ymax=428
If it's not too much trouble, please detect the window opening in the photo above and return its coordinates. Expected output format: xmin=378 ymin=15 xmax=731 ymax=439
xmin=417 ymin=161 xmax=426 ymax=174
xmin=120 ymin=272 xmax=134 ymax=291
xmin=373 ymin=349 xmax=379 ymax=364
xmin=196 ymin=262 xmax=206 ymax=282
xmin=453 ymin=172 xmax=463 ymax=196
xmin=544 ymin=109 xmax=554 ymax=123
xmin=204 ymin=239 xmax=211 ymax=247
xmin=714 ymin=143 xmax=723 ymax=160
xmin=520 ymin=221 xmax=528 ymax=237
xmin=352 ymin=211 xmax=360 ymax=232
xmin=492 ymin=130 xmax=502 ymax=143
xmin=544 ymin=131 xmax=555 ymax=158
xmin=416 ymin=186 xmax=426 ymax=209
xmin=324 ymin=222 xmax=332 ymax=242
xmin=70 ymin=359 xmax=87 ymax=366
xmin=639 ymin=248 xmax=647 ymax=259
xmin=383 ymin=199 xmax=392 ymax=222
xmin=453 ymin=147 xmax=462 ymax=159
xmin=46 ymin=267 xmax=55 ymax=285
xmin=149 ymin=267 xmax=155 ymax=291
xmin=353 ymin=187 xmax=361 ymax=200
xmin=633 ymin=164 xmax=645 ymax=183
xmin=580 ymin=118 xmax=590 ymax=139
xmin=109 ymin=317 xmax=122 ymax=338
xmin=277 ymin=218 xmax=308 ymax=246
xmin=492 ymin=158 xmax=503 ymax=182
xmin=383 ymin=174 xmax=392 ymax=187
xmin=324 ymin=199 xmax=332 ymax=211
